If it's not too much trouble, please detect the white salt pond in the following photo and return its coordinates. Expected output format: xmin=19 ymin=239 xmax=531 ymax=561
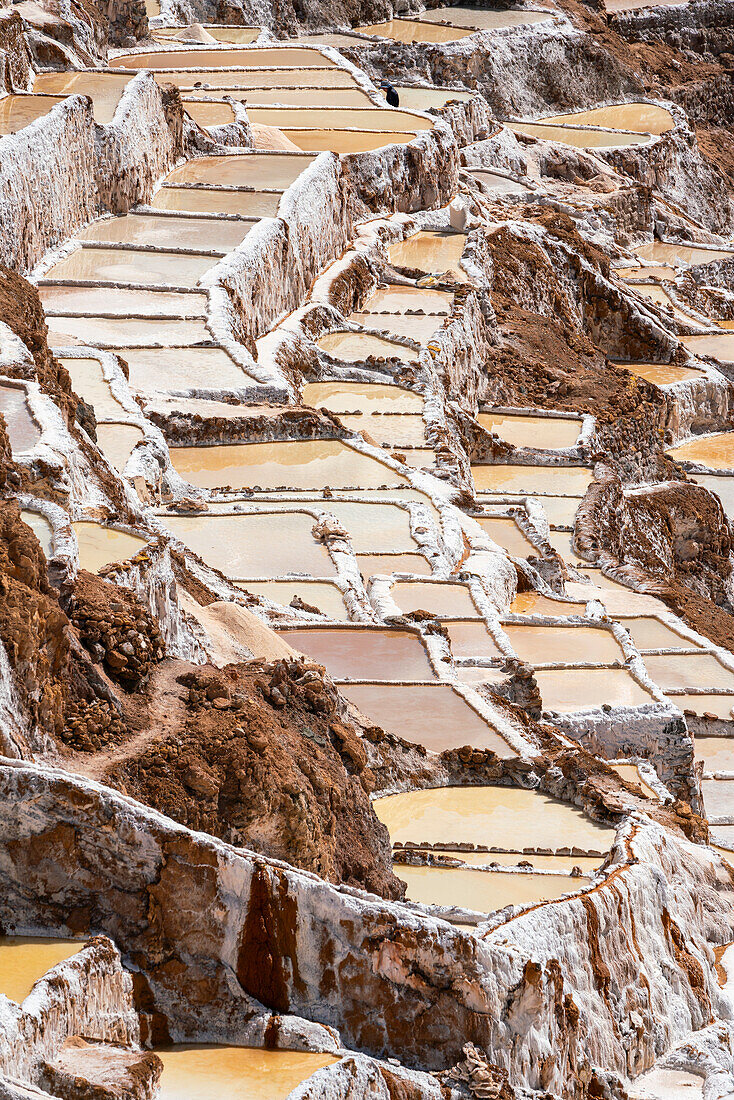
xmin=21 ymin=510 xmax=54 ymax=558
xmin=0 ymin=384 xmax=40 ymax=453
xmin=389 ymin=581 xmax=479 ymax=617
xmin=61 ymin=359 xmax=126 ymax=418
xmin=543 ymin=102 xmax=674 ymax=136
xmin=504 ymin=624 xmax=623 ymax=664
xmin=239 ymin=580 xmax=348 ymax=619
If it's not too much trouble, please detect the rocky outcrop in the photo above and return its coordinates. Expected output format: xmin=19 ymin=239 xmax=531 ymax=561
xmin=39 ymin=1037 xmax=162 ymax=1100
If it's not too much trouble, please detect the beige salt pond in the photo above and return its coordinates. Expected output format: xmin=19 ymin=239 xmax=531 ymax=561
xmin=156 ymin=1047 xmax=338 ymax=1100
xmin=510 ymin=591 xmax=586 ymax=616
xmin=474 ymin=516 xmax=537 ymax=557
xmin=151 ymin=187 xmax=282 ymax=218
xmin=115 ymin=47 xmax=339 ymax=68
xmin=315 ymin=331 xmax=418 ymax=363
xmin=115 ymin=347 xmax=254 ymax=392
xmin=388 ymin=231 xmax=467 ymax=280
xmin=632 ymin=284 xmax=697 ymax=325
xmin=608 ymin=763 xmax=656 ymax=797
xmin=45 ymin=247 xmax=213 ymax=288
xmin=445 ymin=850 xmax=602 ymax=872
xmin=280 ymin=626 xmax=435 ymax=679
xmin=445 ymin=620 xmax=501 ymax=659
xmin=375 ymin=785 xmax=614 ymax=850
xmin=681 ymin=334 xmax=734 ymax=362
xmin=239 ymin=580 xmax=348 ymax=619
xmin=472 ymin=464 xmax=592 ymax=495
xmin=303 ymin=380 xmax=422 ymax=413
xmin=154 ymin=25 xmax=260 ymax=43
xmin=21 ymin=510 xmax=54 ymax=558
xmin=163 ymin=512 xmax=337 ymax=577
xmin=692 ymin=474 xmax=734 ymax=519
xmin=388 ymin=86 xmax=473 ymax=110
xmin=618 ymin=616 xmax=695 ymax=650
xmin=0 ymin=937 xmax=83 ymax=1004
xmin=72 ymin=521 xmax=148 ymax=573
xmin=507 ymin=121 xmax=651 ymax=148
xmin=695 ymin=737 xmax=734 ymax=771
xmin=628 ymin=1068 xmax=703 ymax=1100
xmin=636 ymin=241 xmax=734 ymax=266
xmin=701 ymin=779 xmax=734 ymax=819
xmin=667 ymin=432 xmax=734 ymax=469
xmin=77 ymin=213 xmax=255 ymax=253
xmin=531 ymin=496 xmax=582 ymax=526
xmin=671 ymin=693 xmax=734 ymax=720
xmin=165 ymin=153 xmax=315 ymax=189
xmin=357 ymin=18 xmax=474 ymax=41
xmin=248 ymin=106 xmax=428 ymax=131
xmin=621 ymin=361 xmax=706 ymax=386
xmin=0 ymin=94 xmax=64 ymax=134
xmin=33 ymin=71 xmax=133 ymax=124
xmin=543 ymin=102 xmax=674 ymax=136
xmin=388 ymin=581 xmax=479 ymax=617
xmin=350 ymin=311 xmax=445 ymax=341
xmin=170 ymin=439 xmax=408 ymax=490
xmin=644 ymin=653 xmax=734 ymax=692
xmin=361 ymin=286 xmax=451 ymax=314
xmin=38 ymin=286 xmax=208 ymax=316
xmin=535 ymin=667 xmax=654 ymax=712
xmin=504 ymin=623 xmax=623 ymax=664
xmin=343 ymin=682 xmax=514 ymax=755
xmin=196 ymin=87 xmax=375 ymax=108
xmin=397 ymin=865 xmax=585 ymax=913
xmin=340 ymin=412 xmax=426 ymax=447
xmin=0 ymin=385 xmax=40 ymax=453
xmin=48 ymin=316 xmax=210 ymax=348
xmin=468 ymin=170 xmax=528 ymax=194
xmin=260 ymin=128 xmax=421 ymax=154
xmin=419 ymin=6 xmax=554 ymax=27
xmin=358 ymin=552 xmax=432 ymax=578
xmin=158 ymin=67 xmax=356 ymax=89
xmin=59 ymin=357 xmax=127 ymax=418
xmin=321 ymin=500 xmax=416 ymax=552
xmin=478 ymin=411 xmax=581 ymax=449
xmin=96 ymin=423 xmax=145 ymax=471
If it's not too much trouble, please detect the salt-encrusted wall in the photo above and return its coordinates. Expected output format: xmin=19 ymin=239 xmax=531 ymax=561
xmin=0 ymin=760 xmax=731 ymax=1098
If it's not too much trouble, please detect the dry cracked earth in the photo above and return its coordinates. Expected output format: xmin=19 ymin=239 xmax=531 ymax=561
xmin=1 ymin=0 xmax=734 ymax=1096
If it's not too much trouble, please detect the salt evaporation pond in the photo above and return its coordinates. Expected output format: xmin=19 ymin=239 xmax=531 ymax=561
xmin=156 ymin=1047 xmax=338 ymax=1100
xmin=155 ymin=24 xmax=260 ymax=42
xmin=339 ymin=412 xmax=426 ymax=446
xmin=643 ymin=653 xmax=734 ymax=691
xmin=240 ymin=580 xmax=348 ymax=619
xmin=628 ymin=1067 xmax=703 ymax=1100
xmin=115 ymin=347 xmax=254 ymax=391
xmin=159 ymin=67 xmax=356 ymax=89
xmin=115 ymin=47 xmax=339 ymax=68
xmin=374 ymin=786 xmax=614 ymax=850
xmin=469 ymin=170 xmax=528 ymax=194
xmin=389 ymin=86 xmax=473 ymax=110
xmin=534 ymin=667 xmax=654 ymax=712
xmin=358 ymin=552 xmax=432 ymax=578
xmin=350 ymin=311 xmax=445 ymax=341
xmin=164 ymin=512 xmax=336 ymax=577
xmin=59 ymin=358 xmax=127 ymax=418
xmin=315 ymin=331 xmax=418 ymax=362
xmin=681 ymin=334 xmax=734 ymax=362
xmin=151 ymin=187 xmax=282 ymax=217
xmin=95 ymin=424 xmax=144 ymax=472
xmin=504 ymin=624 xmax=623 ymax=664
xmin=170 ymin=439 xmax=408 ymax=489
xmin=303 ymin=381 xmax=422 ymax=413
xmin=72 ymin=521 xmax=149 ymax=573
xmin=397 ymin=865 xmax=585 ymax=913
xmin=701 ymin=779 xmax=734 ymax=819
xmin=343 ymin=682 xmax=514 ymax=754
xmin=508 ymin=122 xmax=651 ymax=148
xmin=0 ymin=94 xmax=65 ymax=133
xmin=21 ymin=510 xmax=54 ymax=558
xmin=361 ymin=285 xmax=451 ymax=313
xmin=213 ymin=87 xmax=373 ymax=107
xmin=445 ymin=619 xmax=501 ymax=658
xmin=0 ymin=384 xmax=40 ymax=453
xmin=166 ymin=153 xmax=315 ymax=189
xmin=281 ymin=626 xmax=435 ymax=679
xmin=45 ymin=247 xmax=213 ymax=287
xmin=265 ymin=128 xmax=422 ymax=154
xmin=320 ymin=500 xmax=416 ymax=551
xmin=668 ymin=432 xmax=734 ymax=468
xmin=455 ymin=851 xmax=602 ymax=872
xmin=471 ymin=464 xmax=592 ymax=494
xmin=695 ymin=738 xmax=734 ymax=771
xmin=474 ymin=516 xmax=537 ymax=556
xmin=418 ymin=6 xmax=554 ymax=27
xmin=39 ymin=286 xmax=208 ymax=316
xmin=509 ymin=592 xmax=587 ymax=616
xmin=0 ymin=937 xmax=83 ymax=1004
xmin=357 ymin=18 xmax=474 ymax=41
xmin=389 ymin=581 xmax=479 ymax=617
xmin=388 ymin=231 xmax=467 ymax=279
xmin=673 ymin=694 xmax=734 ymax=720
xmin=248 ymin=106 xmax=429 ymax=131
xmin=77 ymin=213 xmax=255 ymax=252
xmin=636 ymin=241 xmax=734 ymax=266
xmin=48 ymin=316 xmax=209 ymax=347
xmin=543 ymin=102 xmax=674 ymax=135
xmin=621 ymin=362 xmax=705 ymax=386
xmin=529 ymin=496 xmax=581 ymax=526
xmin=33 ymin=71 xmax=133 ymax=124
xmin=618 ymin=617 xmax=694 ymax=650
xmin=478 ymin=411 xmax=581 ymax=449
xmin=692 ymin=474 xmax=734 ymax=519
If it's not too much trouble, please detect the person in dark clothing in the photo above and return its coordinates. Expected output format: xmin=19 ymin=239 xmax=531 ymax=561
xmin=379 ymin=79 xmax=400 ymax=107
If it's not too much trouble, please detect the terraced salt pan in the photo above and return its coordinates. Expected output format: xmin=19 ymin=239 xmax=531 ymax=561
xmin=636 ymin=241 xmax=734 ymax=266
xmin=388 ymin=86 xmax=473 ymax=110
xmin=170 ymin=439 xmax=408 ymax=489
xmin=472 ymin=464 xmax=592 ymax=494
xmin=0 ymin=94 xmax=64 ymax=134
xmin=321 ymin=500 xmax=416 ymax=551
xmin=695 ymin=738 xmax=734 ymax=770
xmin=451 ymin=850 xmax=602 ymax=872
xmin=166 ymin=154 xmax=315 ymax=189
xmin=388 ymin=231 xmax=467 ymax=279
xmin=375 ymin=786 xmax=614 ymax=850
xmin=397 ymin=865 xmax=585 ymax=912
xmin=32 ymin=71 xmax=133 ymax=124
xmin=478 ymin=412 xmax=581 ymax=449
xmin=343 ymin=682 xmax=514 ymax=754
xmin=155 ymin=25 xmax=260 ymax=42
xmin=239 ymin=580 xmax=348 ymax=619
xmin=644 ymin=653 xmax=734 ymax=691
xmin=681 ymin=334 xmax=734 ymax=362
xmin=701 ymin=779 xmax=734 ymax=819
xmin=163 ymin=512 xmax=336 ymax=577
xmin=389 ymin=581 xmax=479 ymax=617
xmin=151 ymin=187 xmax=281 ymax=218
xmin=543 ymin=103 xmax=674 ymax=136
xmin=474 ymin=516 xmax=537 ymax=557
xmin=608 ymin=763 xmax=656 ymax=797
xmin=619 ymin=616 xmax=696 ymax=650
xmin=507 ymin=122 xmax=651 ymax=148
xmin=356 ymin=18 xmax=474 ymax=41
xmin=361 ymin=286 xmax=452 ymax=313
xmin=39 ymin=286 xmax=208 ymax=316
xmin=340 ymin=412 xmax=426 ymax=446
xmin=546 ymin=530 xmax=585 ymax=564
xmin=566 ymin=572 xmax=669 ymax=615
xmin=671 ymin=694 xmax=734 ymax=719
xmin=248 ymin=106 xmax=430 ymax=131
xmin=529 ymin=495 xmax=582 ymax=526
xmin=445 ymin=619 xmax=501 ymax=658
xmin=157 ymin=1047 xmax=338 ymax=1100
xmin=632 ymin=283 xmax=697 ymax=325
xmin=114 ymin=347 xmax=255 ymax=392
xmin=95 ymin=424 xmax=145 ymax=472
xmin=535 ymin=667 xmax=654 ymax=712
xmin=617 ymin=264 xmax=677 ymax=282
xmin=303 ymin=381 xmax=422 ymax=413
xmin=59 ymin=358 xmax=127 ymax=418
xmin=280 ymin=626 xmax=435 ymax=679
xmin=282 ymin=129 xmax=421 ymax=153
xmin=418 ymin=6 xmax=554 ymax=27
xmin=315 ymin=331 xmax=418 ymax=363
xmin=190 ymin=88 xmax=374 ymax=107
xmin=21 ymin=510 xmax=54 ymax=558
xmin=48 ymin=317 xmax=210 ymax=347
xmin=77 ymin=213 xmax=255 ymax=253
xmin=358 ymin=552 xmax=432 ymax=578
xmin=115 ymin=47 xmax=339 ymax=68
xmin=510 ymin=592 xmax=586 ymax=616
xmin=156 ymin=67 xmax=356 ymax=89
xmin=0 ymin=937 xmax=82 ymax=1004
xmin=692 ymin=474 xmax=734 ymax=519
xmin=0 ymin=384 xmax=40 ymax=453
xmin=45 ymin=248 xmax=213 ymax=288
xmin=350 ymin=312 xmax=445 ymax=340
xmin=468 ymin=170 xmax=527 ymax=194
xmin=504 ymin=624 xmax=623 ymax=664
xmin=621 ymin=361 xmax=705 ymax=385
xmin=72 ymin=522 xmax=148 ymax=573
xmin=667 ymin=432 xmax=734 ymax=469
xmin=628 ymin=1068 xmax=703 ymax=1100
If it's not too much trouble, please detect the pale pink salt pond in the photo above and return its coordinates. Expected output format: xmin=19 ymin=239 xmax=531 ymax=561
xmin=279 ymin=626 xmax=435 ymax=679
